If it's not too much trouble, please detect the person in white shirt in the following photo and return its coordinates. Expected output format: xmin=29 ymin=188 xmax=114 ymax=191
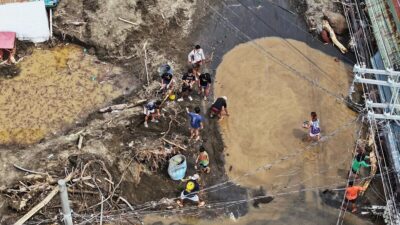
xmin=188 ymin=45 xmax=205 ymax=78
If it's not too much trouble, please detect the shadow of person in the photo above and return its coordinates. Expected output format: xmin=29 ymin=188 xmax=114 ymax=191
xmin=292 ymin=128 xmax=306 ymax=140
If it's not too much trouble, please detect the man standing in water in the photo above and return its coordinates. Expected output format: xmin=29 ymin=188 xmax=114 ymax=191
xmin=188 ymin=45 xmax=205 ymax=78
xmin=210 ymin=96 xmax=229 ymax=121
xmin=186 ymin=106 xmax=204 ymax=141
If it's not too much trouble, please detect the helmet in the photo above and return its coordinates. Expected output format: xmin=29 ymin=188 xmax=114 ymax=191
xmin=169 ymin=94 xmax=176 ymax=101
xmin=222 ymin=96 xmax=228 ymax=101
xmin=186 ymin=181 xmax=195 ymax=192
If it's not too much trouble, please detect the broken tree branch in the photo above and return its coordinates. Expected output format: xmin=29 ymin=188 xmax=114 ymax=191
xmin=143 ymin=41 xmax=150 ymax=86
xmin=118 ymin=17 xmax=139 ymax=26
xmin=99 ymin=100 xmax=147 ymax=113
xmin=161 ymin=138 xmax=187 ymax=151
xmin=14 ymin=171 xmax=76 ymax=225
xmin=118 ymin=196 xmax=134 ymax=211
xmin=13 ymin=164 xmax=48 ymax=176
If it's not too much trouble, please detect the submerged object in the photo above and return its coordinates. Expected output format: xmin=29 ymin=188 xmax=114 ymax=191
xmin=168 ymin=154 xmax=187 ymax=180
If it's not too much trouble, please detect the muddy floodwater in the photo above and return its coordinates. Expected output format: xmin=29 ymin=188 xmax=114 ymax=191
xmin=0 ymin=45 xmax=121 ymax=145
xmin=145 ymin=38 xmax=373 ymax=225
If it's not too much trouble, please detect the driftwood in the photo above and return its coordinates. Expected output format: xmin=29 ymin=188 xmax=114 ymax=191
xmin=322 ymin=20 xmax=348 ymax=54
xmin=118 ymin=17 xmax=138 ymax=26
xmin=143 ymin=41 xmax=150 ymax=86
xmin=161 ymin=138 xmax=186 ymax=151
xmin=77 ymin=135 xmax=84 ymax=150
xmin=99 ymin=100 xmax=146 ymax=113
xmin=13 ymin=164 xmax=48 ymax=176
xmin=14 ymin=171 xmax=76 ymax=225
xmin=117 ymin=196 xmax=134 ymax=211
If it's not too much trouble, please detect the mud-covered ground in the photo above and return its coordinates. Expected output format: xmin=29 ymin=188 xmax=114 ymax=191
xmin=0 ymin=0 xmax=384 ymax=224
xmin=0 ymin=0 xmax=248 ymax=224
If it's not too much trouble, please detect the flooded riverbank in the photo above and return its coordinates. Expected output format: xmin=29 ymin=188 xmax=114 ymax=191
xmin=143 ymin=37 xmax=373 ymax=225
xmin=0 ymin=45 xmax=122 ymax=145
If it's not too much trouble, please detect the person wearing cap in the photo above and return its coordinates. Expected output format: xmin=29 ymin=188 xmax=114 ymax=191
xmin=177 ymin=176 xmax=205 ymax=207
xmin=144 ymin=100 xmax=161 ymax=128
xmin=178 ymin=68 xmax=196 ymax=102
xmin=210 ymin=96 xmax=229 ymax=121
xmin=199 ymin=72 xmax=212 ymax=101
xmin=195 ymin=146 xmax=210 ymax=174
xmin=188 ymin=45 xmax=205 ymax=77
xmin=343 ymin=181 xmax=366 ymax=213
xmin=187 ymin=106 xmax=204 ymax=141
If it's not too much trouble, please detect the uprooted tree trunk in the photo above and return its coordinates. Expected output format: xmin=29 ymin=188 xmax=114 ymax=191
xmin=322 ymin=20 xmax=348 ymax=54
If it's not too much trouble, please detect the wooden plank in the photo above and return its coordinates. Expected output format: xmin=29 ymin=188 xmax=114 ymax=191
xmin=14 ymin=172 xmax=75 ymax=225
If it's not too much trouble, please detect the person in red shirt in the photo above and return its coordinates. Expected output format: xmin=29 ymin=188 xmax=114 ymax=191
xmin=344 ymin=181 xmax=366 ymax=213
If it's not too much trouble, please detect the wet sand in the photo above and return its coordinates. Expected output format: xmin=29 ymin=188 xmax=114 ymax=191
xmin=213 ymin=37 xmax=365 ymax=224
xmin=0 ymin=45 xmax=120 ymax=145
xmin=145 ymin=37 xmax=371 ymax=225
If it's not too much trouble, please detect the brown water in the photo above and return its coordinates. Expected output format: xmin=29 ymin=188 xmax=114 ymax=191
xmin=144 ymin=38 xmax=373 ymax=224
xmin=0 ymin=45 xmax=120 ymax=145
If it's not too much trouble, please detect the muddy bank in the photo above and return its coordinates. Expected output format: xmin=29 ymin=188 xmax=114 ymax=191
xmin=0 ymin=0 xmax=247 ymax=224
xmin=0 ymin=44 xmax=128 ymax=145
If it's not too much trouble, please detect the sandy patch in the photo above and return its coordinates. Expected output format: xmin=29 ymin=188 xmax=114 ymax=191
xmin=214 ymin=37 xmax=357 ymax=189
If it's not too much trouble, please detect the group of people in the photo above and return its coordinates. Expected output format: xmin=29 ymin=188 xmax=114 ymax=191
xmin=343 ymin=145 xmax=371 ymax=213
xmin=158 ymin=45 xmax=212 ymax=102
xmin=142 ymin=45 xmax=230 ymax=207
xmin=303 ymin=112 xmax=371 ymax=213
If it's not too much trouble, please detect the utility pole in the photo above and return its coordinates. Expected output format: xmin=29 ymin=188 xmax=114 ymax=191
xmin=58 ymin=179 xmax=73 ymax=225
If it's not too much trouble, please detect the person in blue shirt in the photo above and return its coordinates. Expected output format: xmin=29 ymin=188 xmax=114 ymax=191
xmin=186 ymin=106 xmax=204 ymax=141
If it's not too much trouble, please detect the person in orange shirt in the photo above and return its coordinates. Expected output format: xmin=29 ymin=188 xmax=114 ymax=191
xmin=345 ymin=181 xmax=366 ymax=213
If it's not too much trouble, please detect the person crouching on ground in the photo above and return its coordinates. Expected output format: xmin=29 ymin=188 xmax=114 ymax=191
xmin=178 ymin=68 xmax=196 ymax=101
xmin=199 ymin=72 xmax=212 ymax=101
xmin=188 ymin=45 xmax=205 ymax=78
xmin=144 ymin=100 xmax=161 ymax=128
xmin=305 ymin=112 xmax=321 ymax=141
xmin=351 ymin=151 xmax=370 ymax=178
xmin=344 ymin=181 xmax=366 ymax=213
xmin=210 ymin=96 xmax=229 ymax=121
xmin=177 ymin=175 xmax=205 ymax=207
xmin=186 ymin=106 xmax=204 ymax=141
xmin=195 ymin=146 xmax=210 ymax=174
